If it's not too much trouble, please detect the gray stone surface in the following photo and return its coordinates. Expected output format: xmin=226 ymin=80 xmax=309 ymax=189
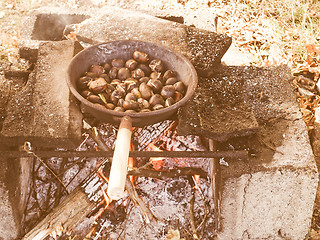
xmin=215 ymin=65 xmax=318 ymax=239
xmin=73 ymin=5 xmax=231 ymax=77
xmin=1 ymin=40 xmax=82 ymax=148
xmin=0 ymin=158 xmax=19 ymax=240
xmin=177 ymin=65 xmax=260 ymax=140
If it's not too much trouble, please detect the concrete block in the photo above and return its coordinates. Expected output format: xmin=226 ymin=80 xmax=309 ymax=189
xmin=1 ymin=40 xmax=82 ymax=149
xmin=0 ymin=157 xmax=19 ymax=240
xmin=215 ymin=65 xmax=319 ymax=239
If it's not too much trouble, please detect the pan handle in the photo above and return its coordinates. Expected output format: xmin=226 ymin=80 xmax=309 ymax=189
xmin=107 ymin=116 xmax=132 ymax=200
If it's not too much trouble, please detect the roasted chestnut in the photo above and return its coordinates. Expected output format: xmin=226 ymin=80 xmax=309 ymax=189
xmin=125 ymin=92 xmax=137 ymax=101
xmin=137 ymin=98 xmax=150 ymax=109
xmin=114 ymin=106 xmax=124 ymax=112
xmin=131 ymin=88 xmax=142 ymax=99
xmin=140 ymin=109 xmax=151 ymax=113
xmin=163 ymin=70 xmax=177 ymax=81
xmin=103 ymin=63 xmax=112 ymax=72
xmin=150 ymin=71 xmax=162 ymax=80
xmin=174 ymin=91 xmax=183 ymax=102
xmin=149 ymin=94 xmax=164 ymax=107
xmin=125 ymin=59 xmax=138 ymax=71
xmin=89 ymin=65 xmax=104 ymax=76
xmin=118 ymin=67 xmax=131 ymax=80
xmin=111 ymin=79 xmax=122 ymax=86
xmin=149 ymin=59 xmax=164 ymax=72
xmin=165 ymin=77 xmax=178 ymax=85
xmin=106 ymin=103 xmax=115 ymax=110
xmin=125 ymin=78 xmax=138 ymax=92
xmin=100 ymin=73 xmax=110 ymax=83
xmin=139 ymin=82 xmax=153 ymax=100
xmin=116 ymin=83 xmax=127 ymax=95
xmin=109 ymin=67 xmax=118 ymax=79
xmin=161 ymin=85 xmax=175 ymax=99
xmin=174 ymin=81 xmax=185 ymax=94
xmin=138 ymin=63 xmax=151 ymax=76
xmin=123 ymin=100 xmax=139 ymax=110
xmin=105 ymin=84 xmax=115 ymax=94
xmin=153 ymin=104 xmax=164 ymax=110
xmin=133 ymin=51 xmax=149 ymax=63
xmin=165 ymin=97 xmax=175 ymax=107
xmin=111 ymin=58 xmax=125 ymax=68
xmin=88 ymin=78 xmax=107 ymax=93
xmin=147 ymin=79 xmax=162 ymax=93
xmin=77 ymin=76 xmax=91 ymax=89
xmin=117 ymin=98 xmax=124 ymax=108
xmin=131 ymin=68 xmax=145 ymax=79
xmin=80 ymin=90 xmax=93 ymax=98
xmin=139 ymin=77 xmax=150 ymax=84
xmin=85 ymin=72 xmax=97 ymax=78
xmin=110 ymin=90 xmax=124 ymax=104
xmin=87 ymin=94 xmax=104 ymax=105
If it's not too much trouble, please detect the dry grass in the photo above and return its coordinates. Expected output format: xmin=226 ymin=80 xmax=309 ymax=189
xmin=212 ymin=0 xmax=320 ymax=68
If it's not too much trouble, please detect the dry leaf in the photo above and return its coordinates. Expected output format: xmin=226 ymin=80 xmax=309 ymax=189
xmin=165 ymin=229 xmax=185 ymax=240
xmin=306 ymin=43 xmax=320 ymax=54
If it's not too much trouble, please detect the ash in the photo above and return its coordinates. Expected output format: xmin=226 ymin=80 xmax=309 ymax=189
xmin=23 ymin=121 xmax=217 ymax=239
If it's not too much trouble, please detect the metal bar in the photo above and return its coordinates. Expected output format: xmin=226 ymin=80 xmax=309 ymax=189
xmin=1 ymin=150 xmax=248 ymax=159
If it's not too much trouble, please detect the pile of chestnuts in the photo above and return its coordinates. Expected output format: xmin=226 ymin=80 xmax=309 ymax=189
xmin=76 ymin=50 xmax=186 ymax=113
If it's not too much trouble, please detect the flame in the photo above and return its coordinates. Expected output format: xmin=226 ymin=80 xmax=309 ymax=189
xmin=97 ymin=168 xmax=109 ymax=184
xmin=128 ymin=143 xmax=135 ymax=184
xmin=193 ymin=174 xmax=200 ymax=184
xmin=192 ymin=174 xmax=200 ymax=190
xmin=148 ymin=143 xmax=164 ymax=170
xmin=96 ymin=169 xmax=112 ymax=212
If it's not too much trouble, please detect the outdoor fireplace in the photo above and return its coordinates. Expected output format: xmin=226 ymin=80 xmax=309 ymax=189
xmin=19 ymin=116 xmax=249 ymax=239
xmin=0 ymin=5 xmax=317 ymax=240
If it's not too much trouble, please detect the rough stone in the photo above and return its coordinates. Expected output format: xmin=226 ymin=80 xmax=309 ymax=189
xmin=177 ymin=65 xmax=260 ymax=141
xmin=0 ymin=40 xmax=82 ymax=148
xmin=73 ymin=5 xmax=231 ymax=77
xmin=0 ymin=157 xmax=19 ymax=240
xmin=212 ymin=65 xmax=319 ymax=239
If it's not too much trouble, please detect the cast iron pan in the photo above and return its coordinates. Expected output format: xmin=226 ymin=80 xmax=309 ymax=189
xmin=67 ymin=40 xmax=198 ymax=200
xmin=67 ymin=40 xmax=198 ymax=127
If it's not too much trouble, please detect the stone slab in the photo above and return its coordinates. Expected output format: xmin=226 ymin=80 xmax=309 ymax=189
xmin=73 ymin=5 xmax=231 ymax=77
xmin=0 ymin=40 xmax=82 ymax=149
xmin=177 ymin=65 xmax=260 ymax=141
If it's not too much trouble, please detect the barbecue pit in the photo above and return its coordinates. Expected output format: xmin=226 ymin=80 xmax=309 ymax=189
xmin=0 ymin=5 xmax=318 ymax=240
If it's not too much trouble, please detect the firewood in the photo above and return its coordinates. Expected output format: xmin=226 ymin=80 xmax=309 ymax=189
xmin=22 ymin=187 xmax=95 ymax=240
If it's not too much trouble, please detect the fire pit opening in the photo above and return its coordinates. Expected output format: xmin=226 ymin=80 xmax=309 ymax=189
xmin=31 ymin=14 xmax=89 ymax=41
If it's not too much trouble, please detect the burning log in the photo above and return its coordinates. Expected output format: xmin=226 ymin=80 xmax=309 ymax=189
xmin=22 ymin=187 xmax=95 ymax=240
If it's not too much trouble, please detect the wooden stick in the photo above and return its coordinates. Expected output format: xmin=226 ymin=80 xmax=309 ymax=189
xmin=88 ymin=125 xmax=156 ymax=223
xmin=107 ymin=116 xmax=132 ymax=200
xmin=209 ymin=139 xmax=222 ymax=232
